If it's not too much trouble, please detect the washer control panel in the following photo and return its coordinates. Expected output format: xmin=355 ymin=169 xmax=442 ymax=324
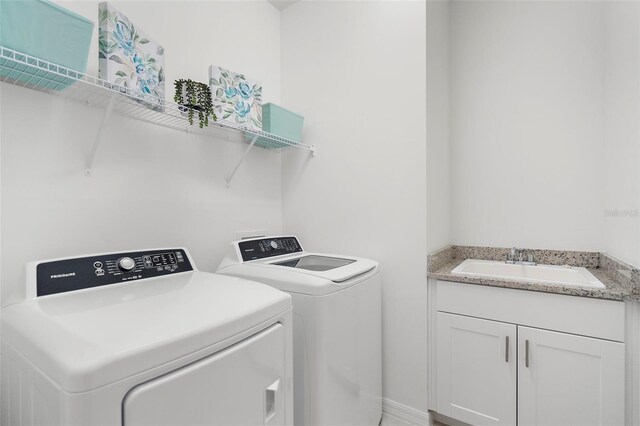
xmin=238 ymin=237 xmax=302 ymax=261
xmin=36 ymin=249 xmax=193 ymax=297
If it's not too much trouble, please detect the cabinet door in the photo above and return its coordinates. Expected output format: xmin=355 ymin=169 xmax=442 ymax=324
xmin=518 ymin=326 xmax=625 ymax=426
xmin=437 ymin=312 xmax=517 ymax=425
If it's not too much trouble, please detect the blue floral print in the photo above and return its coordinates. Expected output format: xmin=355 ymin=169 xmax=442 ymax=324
xmin=209 ymin=66 xmax=262 ymax=128
xmin=98 ymin=3 xmax=165 ymax=111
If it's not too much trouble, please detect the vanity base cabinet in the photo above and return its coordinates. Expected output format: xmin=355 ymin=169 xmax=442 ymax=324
xmin=518 ymin=326 xmax=625 ymax=426
xmin=433 ymin=281 xmax=626 ymax=426
xmin=436 ymin=312 xmax=516 ymax=425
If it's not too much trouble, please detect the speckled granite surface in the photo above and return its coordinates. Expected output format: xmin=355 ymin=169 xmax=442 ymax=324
xmin=451 ymin=246 xmax=600 ymax=268
xmin=428 ymin=245 xmax=637 ymax=301
xmin=428 ymin=246 xmax=454 ymax=273
xmin=600 ymin=252 xmax=640 ymax=299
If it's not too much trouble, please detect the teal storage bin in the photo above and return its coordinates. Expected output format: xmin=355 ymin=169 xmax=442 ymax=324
xmin=256 ymin=103 xmax=304 ymax=148
xmin=0 ymin=0 xmax=94 ymax=90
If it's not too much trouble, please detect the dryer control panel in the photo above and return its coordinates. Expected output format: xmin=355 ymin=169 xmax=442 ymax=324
xmin=238 ymin=237 xmax=302 ymax=261
xmin=36 ymin=249 xmax=193 ymax=297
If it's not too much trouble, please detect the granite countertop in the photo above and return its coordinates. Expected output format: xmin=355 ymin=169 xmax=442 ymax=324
xmin=428 ymin=246 xmax=639 ymax=302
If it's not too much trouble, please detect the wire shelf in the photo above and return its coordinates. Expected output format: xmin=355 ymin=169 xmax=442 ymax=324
xmin=0 ymin=45 xmax=314 ymax=152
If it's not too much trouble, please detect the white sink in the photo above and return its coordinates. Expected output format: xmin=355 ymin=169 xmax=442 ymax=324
xmin=451 ymin=259 xmax=605 ymax=288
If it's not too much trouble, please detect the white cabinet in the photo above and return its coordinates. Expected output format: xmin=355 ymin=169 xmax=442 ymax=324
xmin=437 ymin=313 xmax=625 ymax=426
xmin=436 ymin=313 xmax=516 ymax=425
xmin=518 ymin=326 xmax=625 ymax=426
xmin=434 ymin=281 xmax=627 ymax=426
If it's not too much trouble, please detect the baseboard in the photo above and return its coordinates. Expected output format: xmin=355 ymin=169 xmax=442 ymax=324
xmin=382 ymin=398 xmax=431 ymax=426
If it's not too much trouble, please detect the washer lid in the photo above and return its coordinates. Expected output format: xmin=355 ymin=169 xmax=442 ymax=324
xmin=271 ymin=255 xmax=356 ymax=272
xmin=1 ymin=271 xmax=291 ymax=393
xmin=219 ymin=253 xmax=379 ymax=296
xmin=267 ymin=254 xmax=377 ymax=283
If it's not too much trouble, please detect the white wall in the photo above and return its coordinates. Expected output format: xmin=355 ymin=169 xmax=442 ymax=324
xmin=450 ymin=1 xmax=606 ymax=251
xmin=603 ymin=1 xmax=640 ymax=267
xmin=280 ymin=0 xmax=428 ymax=413
xmin=427 ymin=0 xmax=450 ymax=253
xmin=1 ymin=0 xmax=283 ymax=304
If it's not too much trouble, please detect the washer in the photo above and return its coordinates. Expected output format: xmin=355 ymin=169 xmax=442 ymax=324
xmin=217 ymin=236 xmax=382 ymax=426
xmin=1 ymin=248 xmax=293 ymax=426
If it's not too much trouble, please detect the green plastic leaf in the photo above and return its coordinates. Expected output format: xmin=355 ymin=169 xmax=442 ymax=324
xmin=115 ymin=71 xmax=127 ymax=77
xmin=109 ymin=55 xmax=124 ymax=64
xmin=139 ymin=38 xmax=150 ymax=44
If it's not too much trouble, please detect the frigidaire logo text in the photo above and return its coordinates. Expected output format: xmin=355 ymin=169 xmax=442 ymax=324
xmin=50 ymin=272 xmax=76 ymax=279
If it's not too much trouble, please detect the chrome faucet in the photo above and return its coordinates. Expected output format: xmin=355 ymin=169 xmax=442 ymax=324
xmin=506 ymin=247 xmax=537 ymax=266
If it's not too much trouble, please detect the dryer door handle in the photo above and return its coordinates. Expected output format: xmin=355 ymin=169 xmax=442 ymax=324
xmin=264 ymin=379 xmax=280 ymax=424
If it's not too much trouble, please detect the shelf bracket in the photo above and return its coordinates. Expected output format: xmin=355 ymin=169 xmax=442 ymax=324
xmin=85 ymin=94 xmax=116 ymax=176
xmin=226 ymin=134 xmax=259 ymax=188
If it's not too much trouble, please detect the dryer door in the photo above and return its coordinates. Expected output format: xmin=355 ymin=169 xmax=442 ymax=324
xmin=123 ymin=323 xmax=286 ymax=426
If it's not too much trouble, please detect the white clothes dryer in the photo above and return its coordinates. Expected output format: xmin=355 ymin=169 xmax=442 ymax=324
xmin=217 ymin=236 xmax=382 ymax=426
xmin=1 ymin=248 xmax=293 ymax=426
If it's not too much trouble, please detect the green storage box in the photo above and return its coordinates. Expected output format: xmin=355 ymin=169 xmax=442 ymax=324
xmin=256 ymin=103 xmax=304 ymax=148
xmin=0 ymin=0 xmax=94 ymax=90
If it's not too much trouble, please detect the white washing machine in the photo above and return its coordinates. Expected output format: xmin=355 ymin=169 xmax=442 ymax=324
xmin=1 ymin=248 xmax=294 ymax=426
xmin=217 ymin=236 xmax=382 ymax=426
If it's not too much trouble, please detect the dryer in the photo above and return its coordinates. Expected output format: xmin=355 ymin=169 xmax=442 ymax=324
xmin=217 ymin=236 xmax=382 ymax=426
xmin=1 ymin=248 xmax=293 ymax=426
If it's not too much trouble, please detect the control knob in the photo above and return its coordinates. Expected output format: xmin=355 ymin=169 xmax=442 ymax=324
xmin=270 ymin=241 xmax=278 ymax=249
xmin=118 ymin=257 xmax=136 ymax=272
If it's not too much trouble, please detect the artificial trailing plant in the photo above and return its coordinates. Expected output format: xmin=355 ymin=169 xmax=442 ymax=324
xmin=174 ymin=79 xmax=217 ymax=128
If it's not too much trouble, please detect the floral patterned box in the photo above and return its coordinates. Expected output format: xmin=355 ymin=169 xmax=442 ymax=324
xmin=209 ymin=66 xmax=262 ymax=129
xmin=98 ymin=2 xmax=165 ymax=111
